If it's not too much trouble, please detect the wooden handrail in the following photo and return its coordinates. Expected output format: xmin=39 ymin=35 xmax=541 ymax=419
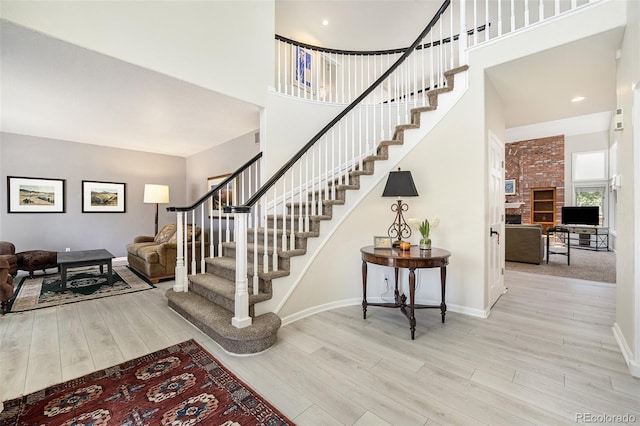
xmin=276 ymin=23 xmax=488 ymax=56
xmin=167 ymin=152 xmax=263 ymax=212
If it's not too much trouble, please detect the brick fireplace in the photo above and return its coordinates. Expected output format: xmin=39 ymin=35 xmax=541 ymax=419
xmin=505 ymin=135 xmax=565 ymax=225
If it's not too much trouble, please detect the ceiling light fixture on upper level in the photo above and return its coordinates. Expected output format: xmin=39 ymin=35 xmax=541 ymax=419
xmin=571 ymin=96 xmax=586 ymax=103
xmin=322 ymin=19 xmax=329 ymax=26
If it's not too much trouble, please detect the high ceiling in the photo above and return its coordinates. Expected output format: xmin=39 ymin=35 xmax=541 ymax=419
xmin=0 ymin=1 xmax=623 ymax=157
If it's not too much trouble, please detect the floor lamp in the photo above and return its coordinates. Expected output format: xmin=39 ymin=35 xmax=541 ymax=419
xmin=382 ymin=168 xmax=419 ymax=247
xmin=144 ymin=184 xmax=170 ymax=235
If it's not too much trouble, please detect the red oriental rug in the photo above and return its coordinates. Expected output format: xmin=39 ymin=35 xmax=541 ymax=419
xmin=0 ymin=339 xmax=294 ymax=425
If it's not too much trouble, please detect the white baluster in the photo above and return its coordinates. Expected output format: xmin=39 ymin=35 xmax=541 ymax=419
xmin=485 ymin=0 xmax=490 ymax=42
xmin=253 ymin=206 xmax=258 ymax=296
xmin=277 ymin=41 xmax=282 ymax=93
xmin=299 ymin=155 xmax=304 ymax=233
xmin=458 ymin=0 xmax=470 ymax=65
xmin=304 ymin=153 xmax=309 ymax=232
xmin=264 ymin=194 xmax=269 ymax=273
xmin=312 ymin=144 xmax=317 ymax=217
xmin=200 ymin=207 xmax=206 ymax=273
xmin=279 ymin=179 xmax=285 ymax=266
xmin=472 ymin=0 xmax=478 ymax=46
xmin=450 ymin=1 xmax=454 ymax=69
xmin=430 ymin=31 xmax=434 ymax=91
xmin=183 ymin=213 xmax=188 ymax=284
xmin=209 ymin=195 xmax=214 ymax=260
xmin=225 ymin=183 xmax=231 ymax=244
xmin=524 ymin=0 xmax=530 ymax=26
xmin=539 ymin=0 xmax=544 ymax=21
xmin=290 ymin=169 xmax=295 ymax=251
xmin=191 ymin=210 xmax=196 ymax=275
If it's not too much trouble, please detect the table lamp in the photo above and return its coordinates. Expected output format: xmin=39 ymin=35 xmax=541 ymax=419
xmin=144 ymin=184 xmax=170 ymax=235
xmin=382 ymin=168 xmax=419 ymax=247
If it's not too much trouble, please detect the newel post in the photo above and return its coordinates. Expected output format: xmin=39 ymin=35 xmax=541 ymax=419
xmin=225 ymin=206 xmax=252 ymax=328
xmin=174 ymin=211 xmax=187 ymax=292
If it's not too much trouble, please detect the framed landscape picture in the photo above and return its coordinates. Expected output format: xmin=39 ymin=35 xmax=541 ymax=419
xmin=505 ymin=179 xmax=516 ymax=195
xmin=373 ymin=236 xmax=392 ymax=249
xmin=7 ymin=176 xmax=66 ymax=213
xmin=207 ymin=174 xmax=236 ymax=217
xmin=82 ymin=180 xmax=126 ymax=213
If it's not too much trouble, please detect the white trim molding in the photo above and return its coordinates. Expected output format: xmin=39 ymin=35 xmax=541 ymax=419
xmin=612 ymin=322 xmax=640 ymax=377
xmin=505 ymin=111 xmax=613 ymax=143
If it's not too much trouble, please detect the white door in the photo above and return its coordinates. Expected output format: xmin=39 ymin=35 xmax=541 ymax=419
xmin=488 ymin=131 xmax=506 ymax=308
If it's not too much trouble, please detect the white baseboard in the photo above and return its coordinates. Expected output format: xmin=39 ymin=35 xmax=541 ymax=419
xmin=280 ymin=297 xmax=490 ymax=326
xmin=612 ymin=322 xmax=640 ymax=378
xmin=281 ymin=298 xmax=361 ymax=326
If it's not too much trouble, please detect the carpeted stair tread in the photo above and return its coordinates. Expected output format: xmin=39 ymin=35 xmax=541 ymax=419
xmin=250 ymin=226 xmax=321 ymax=238
xmin=166 ymin=289 xmax=280 ymax=354
xmin=268 ymin=214 xmax=332 ymax=222
xmin=189 ymin=273 xmax=271 ymax=306
xmin=411 ymin=105 xmax=437 ymax=114
xmin=223 ymin=241 xmax=307 ymax=259
xmin=207 ymin=256 xmax=290 ymax=280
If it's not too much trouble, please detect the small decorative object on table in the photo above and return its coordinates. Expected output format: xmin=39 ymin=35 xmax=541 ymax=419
xmin=409 ymin=216 xmax=439 ymax=251
xmin=373 ymin=236 xmax=392 ymax=249
xmin=399 ymin=241 xmax=411 ymax=251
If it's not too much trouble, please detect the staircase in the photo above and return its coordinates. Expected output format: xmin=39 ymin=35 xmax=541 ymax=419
xmin=166 ymin=65 xmax=469 ymax=354
xmin=163 ymin=0 xmax=606 ymax=355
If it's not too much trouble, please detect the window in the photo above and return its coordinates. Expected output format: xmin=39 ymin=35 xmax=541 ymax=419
xmin=572 ymin=150 xmax=607 ymax=181
xmin=574 ymin=185 xmax=606 ymax=226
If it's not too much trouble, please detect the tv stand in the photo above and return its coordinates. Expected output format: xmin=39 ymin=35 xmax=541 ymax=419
xmin=560 ymin=225 xmax=609 ymax=251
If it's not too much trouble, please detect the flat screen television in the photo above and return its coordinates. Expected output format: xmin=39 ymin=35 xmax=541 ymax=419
xmin=561 ymin=206 xmax=599 ymax=226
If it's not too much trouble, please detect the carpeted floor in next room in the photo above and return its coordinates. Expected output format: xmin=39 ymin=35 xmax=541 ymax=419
xmin=506 ymin=246 xmax=616 ymax=284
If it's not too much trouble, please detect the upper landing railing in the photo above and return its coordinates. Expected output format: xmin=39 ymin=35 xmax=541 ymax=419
xmin=275 ymin=0 xmax=596 ymax=104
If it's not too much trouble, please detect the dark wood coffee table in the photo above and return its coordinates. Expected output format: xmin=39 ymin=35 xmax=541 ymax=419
xmin=57 ymin=249 xmax=115 ymax=291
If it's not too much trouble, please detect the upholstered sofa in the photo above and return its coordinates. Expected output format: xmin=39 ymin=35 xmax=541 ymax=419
xmin=0 ymin=241 xmax=18 ymax=277
xmin=505 ymin=224 xmax=544 ymax=264
xmin=127 ymin=224 xmax=208 ymax=284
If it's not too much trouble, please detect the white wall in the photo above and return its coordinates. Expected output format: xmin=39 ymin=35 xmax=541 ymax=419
xmin=263 ymin=93 xmax=345 ymax=177
xmin=613 ymin=0 xmax=640 ymax=377
xmin=186 ymin=130 xmax=261 ymax=205
xmin=278 ymin=72 xmax=488 ymax=319
xmin=0 ymin=1 xmax=275 ymax=107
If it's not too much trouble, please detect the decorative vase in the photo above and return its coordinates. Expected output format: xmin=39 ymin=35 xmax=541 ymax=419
xmin=419 ymin=237 xmax=431 ymax=250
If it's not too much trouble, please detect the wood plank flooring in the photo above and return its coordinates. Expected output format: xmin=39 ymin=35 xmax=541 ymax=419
xmin=1 ymin=269 xmax=639 ymax=425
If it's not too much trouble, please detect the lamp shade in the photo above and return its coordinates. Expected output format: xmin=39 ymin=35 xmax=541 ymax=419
xmin=382 ymin=169 xmax=419 ymax=197
xmin=143 ymin=184 xmax=170 ymax=204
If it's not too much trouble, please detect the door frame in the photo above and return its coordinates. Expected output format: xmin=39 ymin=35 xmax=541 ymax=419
xmin=488 ymin=129 xmax=506 ymax=310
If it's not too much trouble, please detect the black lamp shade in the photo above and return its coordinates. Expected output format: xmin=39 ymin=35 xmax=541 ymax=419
xmin=382 ymin=170 xmax=419 ymax=197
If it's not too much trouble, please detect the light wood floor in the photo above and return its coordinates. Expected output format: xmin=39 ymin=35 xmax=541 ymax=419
xmin=1 ymin=269 xmax=639 ymax=425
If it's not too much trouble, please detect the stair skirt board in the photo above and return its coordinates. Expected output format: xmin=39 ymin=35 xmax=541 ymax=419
xmin=168 ymin=65 xmax=469 ymax=354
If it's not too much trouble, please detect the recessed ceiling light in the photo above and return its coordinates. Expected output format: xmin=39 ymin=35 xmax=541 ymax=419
xmin=322 ymin=19 xmax=329 ymax=26
xmin=571 ymin=96 xmax=586 ymax=103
